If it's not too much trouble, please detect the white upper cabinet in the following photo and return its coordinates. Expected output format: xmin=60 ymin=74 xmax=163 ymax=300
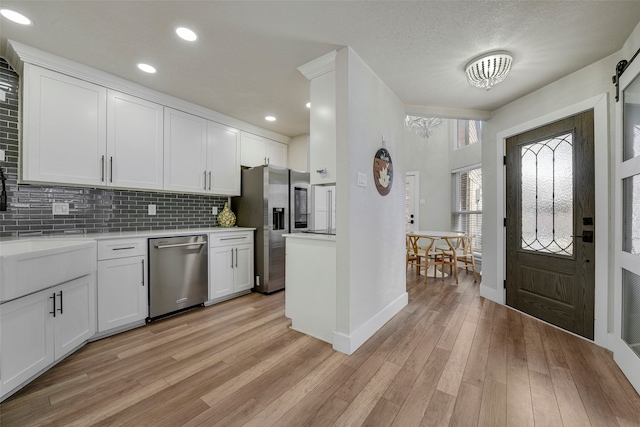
xmin=240 ymin=132 xmax=288 ymax=168
xmin=164 ymin=108 xmax=241 ymax=196
xmin=208 ymin=121 xmax=241 ymax=196
xmin=107 ymin=91 xmax=164 ymax=190
xmin=23 ymin=64 xmax=107 ymax=186
xmin=298 ymin=51 xmax=337 ymax=185
xmin=163 ymin=108 xmax=208 ymax=193
xmin=23 ymin=65 xmax=164 ymax=190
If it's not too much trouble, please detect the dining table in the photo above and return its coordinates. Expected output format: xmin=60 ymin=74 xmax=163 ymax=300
xmin=409 ymin=230 xmax=466 ymax=277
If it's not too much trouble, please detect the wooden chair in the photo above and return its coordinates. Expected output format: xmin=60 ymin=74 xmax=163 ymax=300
xmin=406 ymin=234 xmax=425 ymax=275
xmin=421 ymin=237 xmax=446 ymax=282
xmin=457 ymin=235 xmax=478 ymax=282
xmin=407 ymin=234 xmax=443 ymax=283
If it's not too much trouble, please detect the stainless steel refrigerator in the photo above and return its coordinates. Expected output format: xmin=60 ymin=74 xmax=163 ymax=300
xmin=232 ymin=165 xmax=310 ymax=293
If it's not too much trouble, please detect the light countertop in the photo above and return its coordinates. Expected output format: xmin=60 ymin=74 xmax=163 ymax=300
xmin=283 ymin=233 xmax=336 ymax=242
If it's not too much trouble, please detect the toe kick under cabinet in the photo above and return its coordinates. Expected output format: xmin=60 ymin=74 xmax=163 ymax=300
xmin=208 ymin=230 xmax=254 ymax=303
xmin=96 ymin=238 xmax=148 ymax=335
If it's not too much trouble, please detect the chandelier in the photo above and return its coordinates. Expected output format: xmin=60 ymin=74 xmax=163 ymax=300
xmin=405 ymin=116 xmax=445 ymax=139
xmin=465 ymin=51 xmax=513 ymax=90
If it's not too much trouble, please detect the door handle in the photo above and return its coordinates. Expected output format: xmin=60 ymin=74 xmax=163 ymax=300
xmin=573 ymin=231 xmax=594 ymax=243
xmin=57 ymin=290 xmax=63 ymax=314
xmin=101 ymin=155 xmax=105 ymax=182
xmin=204 ymin=171 xmax=207 ymax=190
xmin=156 ymin=241 xmax=206 ymax=249
xmin=141 ymin=259 xmax=145 ymax=286
xmin=110 ymin=157 xmax=113 ymax=183
xmin=231 ymin=248 xmax=234 ymax=268
xmin=209 ymin=171 xmax=212 ymax=191
xmin=235 ymin=248 xmax=238 ymax=268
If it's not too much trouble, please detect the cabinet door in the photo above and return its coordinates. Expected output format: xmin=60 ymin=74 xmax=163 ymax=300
xmin=265 ymin=140 xmax=288 ymax=168
xmin=309 ymin=71 xmax=336 ymax=185
xmin=107 ymin=91 xmax=164 ymax=190
xmin=240 ymin=132 xmax=267 ymax=167
xmin=163 ymin=108 xmax=208 ymax=193
xmin=97 ymin=256 xmax=147 ymax=332
xmin=208 ymin=121 xmax=240 ymax=195
xmin=234 ymin=244 xmax=254 ymax=292
xmin=54 ymin=275 xmax=96 ymax=360
xmin=209 ymin=246 xmax=234 ymax=299
xmin=0 ymin=291 xmax=54 ymax=400
xmin=23 ymin=64 xmax=107 ymax=186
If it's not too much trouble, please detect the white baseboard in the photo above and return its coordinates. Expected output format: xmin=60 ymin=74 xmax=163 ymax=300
xmin=480 ymin=284 xmax=504 ymax=304
xmin=332 ymin=292 xmax=408 ymax=355
xmin=608 ymin=333 xmax=640 ymax=396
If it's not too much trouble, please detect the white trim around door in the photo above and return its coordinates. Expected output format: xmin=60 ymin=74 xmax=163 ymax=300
xmin=484 ymin=93 xmax=609 ymax=348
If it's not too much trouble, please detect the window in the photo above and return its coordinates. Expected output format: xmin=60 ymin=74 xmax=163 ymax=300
xmin=456 ymin=120 xmax=482 ymax=149
xmin=452 ymin=167 xmax=482 ymax=253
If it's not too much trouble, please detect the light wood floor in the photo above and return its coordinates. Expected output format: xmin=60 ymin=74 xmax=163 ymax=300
xmin=3 ymin=269 xmax=640 ymax=426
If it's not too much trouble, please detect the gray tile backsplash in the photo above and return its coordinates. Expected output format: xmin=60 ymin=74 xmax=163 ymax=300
xmin=0 ymin=58 xmax=228 ymax=237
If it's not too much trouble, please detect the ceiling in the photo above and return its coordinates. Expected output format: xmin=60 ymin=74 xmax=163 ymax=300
xmin=1 ymin=1 xmax=640 ymax=138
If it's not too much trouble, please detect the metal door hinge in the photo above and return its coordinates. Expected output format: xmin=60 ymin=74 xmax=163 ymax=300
xmin=503 ymin=156 xmax=506 ymax=165
xmin=504 ymin=280 xmax=507 ymax=289
xmin=504 ymin=218 xmax=507 ymax=227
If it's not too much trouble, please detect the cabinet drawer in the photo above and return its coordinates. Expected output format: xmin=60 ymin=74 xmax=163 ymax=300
xmin=209 ymin=231 xmax=253 ymax=247
xmin=97 ymin=238 xmax=147 ymax=260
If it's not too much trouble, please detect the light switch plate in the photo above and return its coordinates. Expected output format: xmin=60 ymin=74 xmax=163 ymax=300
xmin=212 ymin=206 xmax=218 ymax=215
xmin=148 ymin=204 xmax=156 ymax=215
xmin=52 ymin=202 xmax=69 ymax=215
xmin=357 ymin=172 xmax=367 ymax=187
xmin=0 ymin=149 xmax=5 ymax=162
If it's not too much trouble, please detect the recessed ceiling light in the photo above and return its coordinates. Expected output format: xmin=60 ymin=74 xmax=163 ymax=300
xmin=265 ymin=116 xmax=276 ymax=122
xmin=305 ymin=102 xmax=311 ymax=108
xmin=0 ymin=9 xmax=33 ymax=25
xmin=175 ymin=26 xmax=198 ymax=42
xmin=137 ymin=63 xmax=157 ymax=74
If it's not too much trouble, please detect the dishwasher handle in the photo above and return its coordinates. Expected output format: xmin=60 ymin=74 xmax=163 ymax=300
xmin=155 ymin=241 xmax=207 ymax=249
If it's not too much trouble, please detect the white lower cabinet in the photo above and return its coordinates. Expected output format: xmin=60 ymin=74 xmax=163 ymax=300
xmin=209 ymin=231 xmax=254 ymax=301
xmin=96 ymin=238 xmax=148 ymax=333
xmin=0 ymin=274 xmax=95 ymax=400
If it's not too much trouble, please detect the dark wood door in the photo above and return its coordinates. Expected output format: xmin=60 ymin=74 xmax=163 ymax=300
xmin=506 ymin=110 xmax=595 ymax=339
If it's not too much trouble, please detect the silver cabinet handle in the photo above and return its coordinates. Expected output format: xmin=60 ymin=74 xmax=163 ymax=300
xmin=112 ymin=246 xmax=135 ymax=251
xmin=57 ymin=290 xmax=63 ymax=314
xmin=110 ymin=157 xmax=113 ymax=183
xmin=209 ymin=171 xmax=212 ymax=191
xmin=267 ymin=157 xmax=270 ymax=165
xmin=156 ymin=241 xmax=206 ymax=249
xmin=235 ymin=248 xmax=238 ymax=268
xmin=141 ymin=259 xmax=145 ymax=286
xmin=101 ymin=155 xmax=105 ymax=182
xmin=204 ymin=171 xmax=207 ymax=190
xmin=220 ymin=237 xmax=245 ymax=241
xmin=230 ymin=248 xmax=234 ymax=268
xmin=50 ymin=293 xmax=56 ymax=317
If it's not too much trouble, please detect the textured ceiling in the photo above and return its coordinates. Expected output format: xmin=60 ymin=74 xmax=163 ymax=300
xmin=2 ymin=1 xmax=640 ymax=138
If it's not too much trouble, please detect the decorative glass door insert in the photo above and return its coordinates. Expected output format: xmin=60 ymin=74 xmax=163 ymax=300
xmin=520 ymin=133 xmax=573 ymax=256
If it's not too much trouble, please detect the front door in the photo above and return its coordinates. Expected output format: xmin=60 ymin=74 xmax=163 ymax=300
xmin=506 ymin=110 xmax=595 ymax=339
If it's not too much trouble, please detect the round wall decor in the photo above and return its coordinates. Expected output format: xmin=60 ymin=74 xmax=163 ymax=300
xmin=373 ymin=148 xmax=393 ymax=196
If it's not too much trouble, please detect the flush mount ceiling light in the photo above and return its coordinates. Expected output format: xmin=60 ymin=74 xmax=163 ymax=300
xmin=175 ymin=26 xmax=198 ymax=42
xmin=0 ymin=9 xmax=33 ymax=25
xmin=465 ymin=51 xmax=513 ymax=90
xmin=405 ymin=116 xmax=445 ymax=139
xmin=137 ymin=63 xmax=157 ymax=74
xmin=265 ymin=116 xmax=276 ymax=122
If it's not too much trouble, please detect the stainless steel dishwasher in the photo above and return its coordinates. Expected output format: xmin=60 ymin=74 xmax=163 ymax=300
xmin=148 ymin=234 xmax=208 ymax=320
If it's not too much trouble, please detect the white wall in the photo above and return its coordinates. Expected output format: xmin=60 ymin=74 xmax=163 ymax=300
xmin=333 ymin=47 xmax=408 ymax=354
xmin=288 ymin=134 xmax=309 ymax=172
xmin=403 ymin=123 xmax=451 ymax=230
xmin=403 ymin=120 xmax=483 ymax=233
